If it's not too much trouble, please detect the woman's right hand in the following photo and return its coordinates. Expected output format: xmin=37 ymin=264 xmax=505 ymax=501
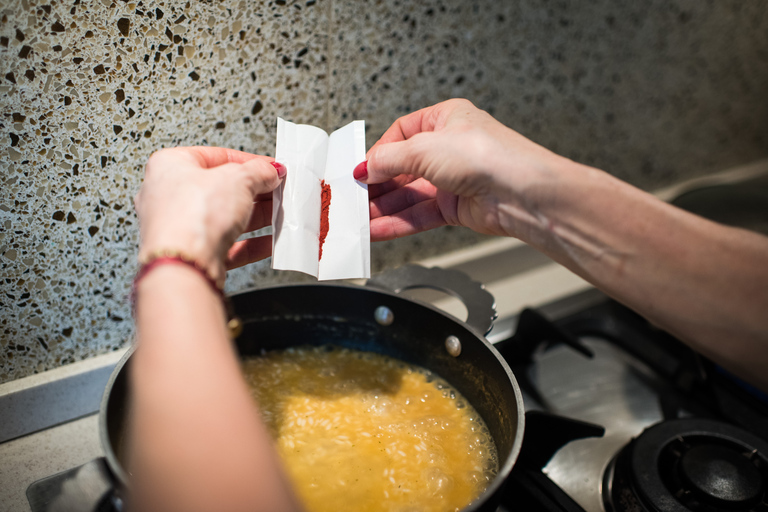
xmin=355 ymin=98 xmax=571 ymax=241
xmin=358 ymin=99 xmax=768 ymax=396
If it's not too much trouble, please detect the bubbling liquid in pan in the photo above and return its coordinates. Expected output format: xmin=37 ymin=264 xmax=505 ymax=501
xmin=242 ymin=346 xmax=498 ymax=512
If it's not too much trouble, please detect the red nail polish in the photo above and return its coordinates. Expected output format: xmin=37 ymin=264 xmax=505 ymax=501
xmin=353 ymin=160 xmax=368 ymax=181
xmin=271 ymin=161 xmax=287 ymax=178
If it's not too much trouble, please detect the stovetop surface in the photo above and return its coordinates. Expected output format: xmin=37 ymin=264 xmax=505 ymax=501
xmin=500 ymin=299 xmax=768 ymax=512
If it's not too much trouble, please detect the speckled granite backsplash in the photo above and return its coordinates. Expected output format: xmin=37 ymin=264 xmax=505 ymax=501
xmin=1 ymin=0 xmax=767 ymax=382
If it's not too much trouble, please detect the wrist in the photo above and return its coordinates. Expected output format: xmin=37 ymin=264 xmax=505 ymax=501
xmin=132 ymin=252 xmax=243 ymax=339
xmin=138 ymin=240 xmax=226 ymax=290
xmin=519 ymin=159 xmax=662 ymax=279
xmin=135 ymin=262 xmax=222 ymax=304
xmin=489 ymin=148 xmax=585 ymax=240
xmin=133 ymin=263 xmax=230 ymax=345
xmin=135 ymin=252 xmax=225 ymax=301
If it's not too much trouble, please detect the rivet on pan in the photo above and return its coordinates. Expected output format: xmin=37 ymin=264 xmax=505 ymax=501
xmin=374 ymin=306 xmax=394 ymax=326
xmin=445 ymin=335 xmax=462 ymax=357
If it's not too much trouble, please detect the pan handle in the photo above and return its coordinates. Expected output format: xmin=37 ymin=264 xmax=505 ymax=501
xmin=366 ymin=264 xmax=497 ymax=335
xmin=37 ymin=457 xmax=123 ymax=512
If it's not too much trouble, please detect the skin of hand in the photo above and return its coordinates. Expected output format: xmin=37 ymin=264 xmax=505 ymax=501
xmin=357 ymin=98 xmax=572 ymax=242
xmin=357 ymin=99 xmax=768 ymax=393
xmin=129 ymin=147 xmax=302 ymax=512
xmin=134 ymin=146 xmax=286 ymax=282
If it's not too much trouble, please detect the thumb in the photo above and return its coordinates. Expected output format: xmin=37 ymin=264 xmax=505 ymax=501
xmin=239 ymin=158 xmax=286 ymax=197
xmin=355 ymin=136 xmax=431 ymax=185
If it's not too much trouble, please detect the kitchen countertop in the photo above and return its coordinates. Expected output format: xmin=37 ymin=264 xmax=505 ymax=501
xmin=0 ymin=415 xmax=103 ymax=512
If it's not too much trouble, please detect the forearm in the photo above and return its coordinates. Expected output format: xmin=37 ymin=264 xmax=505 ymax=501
xmin=129 ymin=265 xmax=300 ymax=512
xmin=517 ymin=160 xmax=768 ymax=391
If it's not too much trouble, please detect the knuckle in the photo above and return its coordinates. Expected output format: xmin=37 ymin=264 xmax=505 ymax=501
xmin=144 ymin=148 xmax=174 ymax=177
xmin=447 ymin=98 xmax=473 ymax=109
xmin=242 ymin=160 xmax=277 ymax=191
xmin=148 ymin=147 xmax=172 ymax=163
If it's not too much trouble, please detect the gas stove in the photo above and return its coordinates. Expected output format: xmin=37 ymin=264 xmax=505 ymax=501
xmin=493 ymin=294 xmax=768 ymax=512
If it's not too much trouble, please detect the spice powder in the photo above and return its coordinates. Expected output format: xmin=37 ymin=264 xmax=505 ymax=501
xmin=319 ymin=180 xmax=331 ymax=260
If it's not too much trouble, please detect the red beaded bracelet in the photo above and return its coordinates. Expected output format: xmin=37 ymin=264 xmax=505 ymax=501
xmin=134 ymin=255 xmax=223 ymax=299
xmin=131 ymin=251 xmax=242 ymax=338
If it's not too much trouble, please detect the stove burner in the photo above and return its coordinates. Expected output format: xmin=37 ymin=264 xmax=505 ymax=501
xmin=603 ymin=419 xmax=768 ymax=512
xmin=677 ymin=443 xmax=764 ymax=508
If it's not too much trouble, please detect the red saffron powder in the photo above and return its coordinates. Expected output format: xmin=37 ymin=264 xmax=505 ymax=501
xmin=319 ymin=180 xmax=331 ymax=260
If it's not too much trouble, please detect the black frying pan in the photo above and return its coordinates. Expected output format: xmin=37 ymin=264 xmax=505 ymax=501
xmin=96 ymin=265 xmax=525 ymax=512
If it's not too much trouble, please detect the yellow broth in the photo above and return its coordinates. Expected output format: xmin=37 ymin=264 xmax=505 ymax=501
xmin=242 ymin=345 xmax=498 ymax=512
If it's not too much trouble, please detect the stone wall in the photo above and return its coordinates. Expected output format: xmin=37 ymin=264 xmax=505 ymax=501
xmin=1 ymin=0 xmax=767 ymax=382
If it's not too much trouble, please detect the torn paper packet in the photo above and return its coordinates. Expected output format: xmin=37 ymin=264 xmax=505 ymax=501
xmin=271 ymin=118 xmax=370 ymax=280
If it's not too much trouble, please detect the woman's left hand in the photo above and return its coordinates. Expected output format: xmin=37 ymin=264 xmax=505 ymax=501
xmin=131 ymin=147 xmax=301 ymax=512
xmin=134 ymin=147 xmax=285 ymax=284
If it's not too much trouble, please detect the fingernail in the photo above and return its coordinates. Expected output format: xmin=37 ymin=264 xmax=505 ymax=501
xmin=353 ymin=160 xmax=368 ymax=181
xmin=271 ymin=161 xmax=287 ymax=178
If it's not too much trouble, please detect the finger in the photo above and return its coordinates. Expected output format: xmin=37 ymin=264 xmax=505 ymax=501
xmin=244 ymin=200 xmax=273 ymax=233
xmin=238 ymin=157 xmax=284 ymax=197
xmin=369 ymin=200 xmax=447 ymax=241
xmin=178 ymin=146 xmax=276 ymax=169
xmin=226 ymin=236 xmax=273 ymax=269
xmin=370 ymin=113 xmax=414 ymax=147
xmin=367 ymin=100 xmax=465 ymax=156
xmin=254 ymin=192 xmax=274 ymax=202
xmin=361 ymin=101 xmax=470 ymax=185
xmin=362 ymin=134 xmax=433 ymax=185
xmin=367 ymin=174 xmax=418 ymax=200
xmin=370 ymin=103 xmax=442 ymax=149
xmin=370 ymin=178 xmax=437 ymax=218
xmin=364 ymin=109 xmax=430 ymax=166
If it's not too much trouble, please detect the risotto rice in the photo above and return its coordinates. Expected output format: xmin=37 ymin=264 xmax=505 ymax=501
xmin=242 ymin=345 xmax=497 ymax=512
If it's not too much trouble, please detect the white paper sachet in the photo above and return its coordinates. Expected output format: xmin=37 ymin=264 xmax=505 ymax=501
xmin=271 ymin=118 xmax=370 ymax=280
